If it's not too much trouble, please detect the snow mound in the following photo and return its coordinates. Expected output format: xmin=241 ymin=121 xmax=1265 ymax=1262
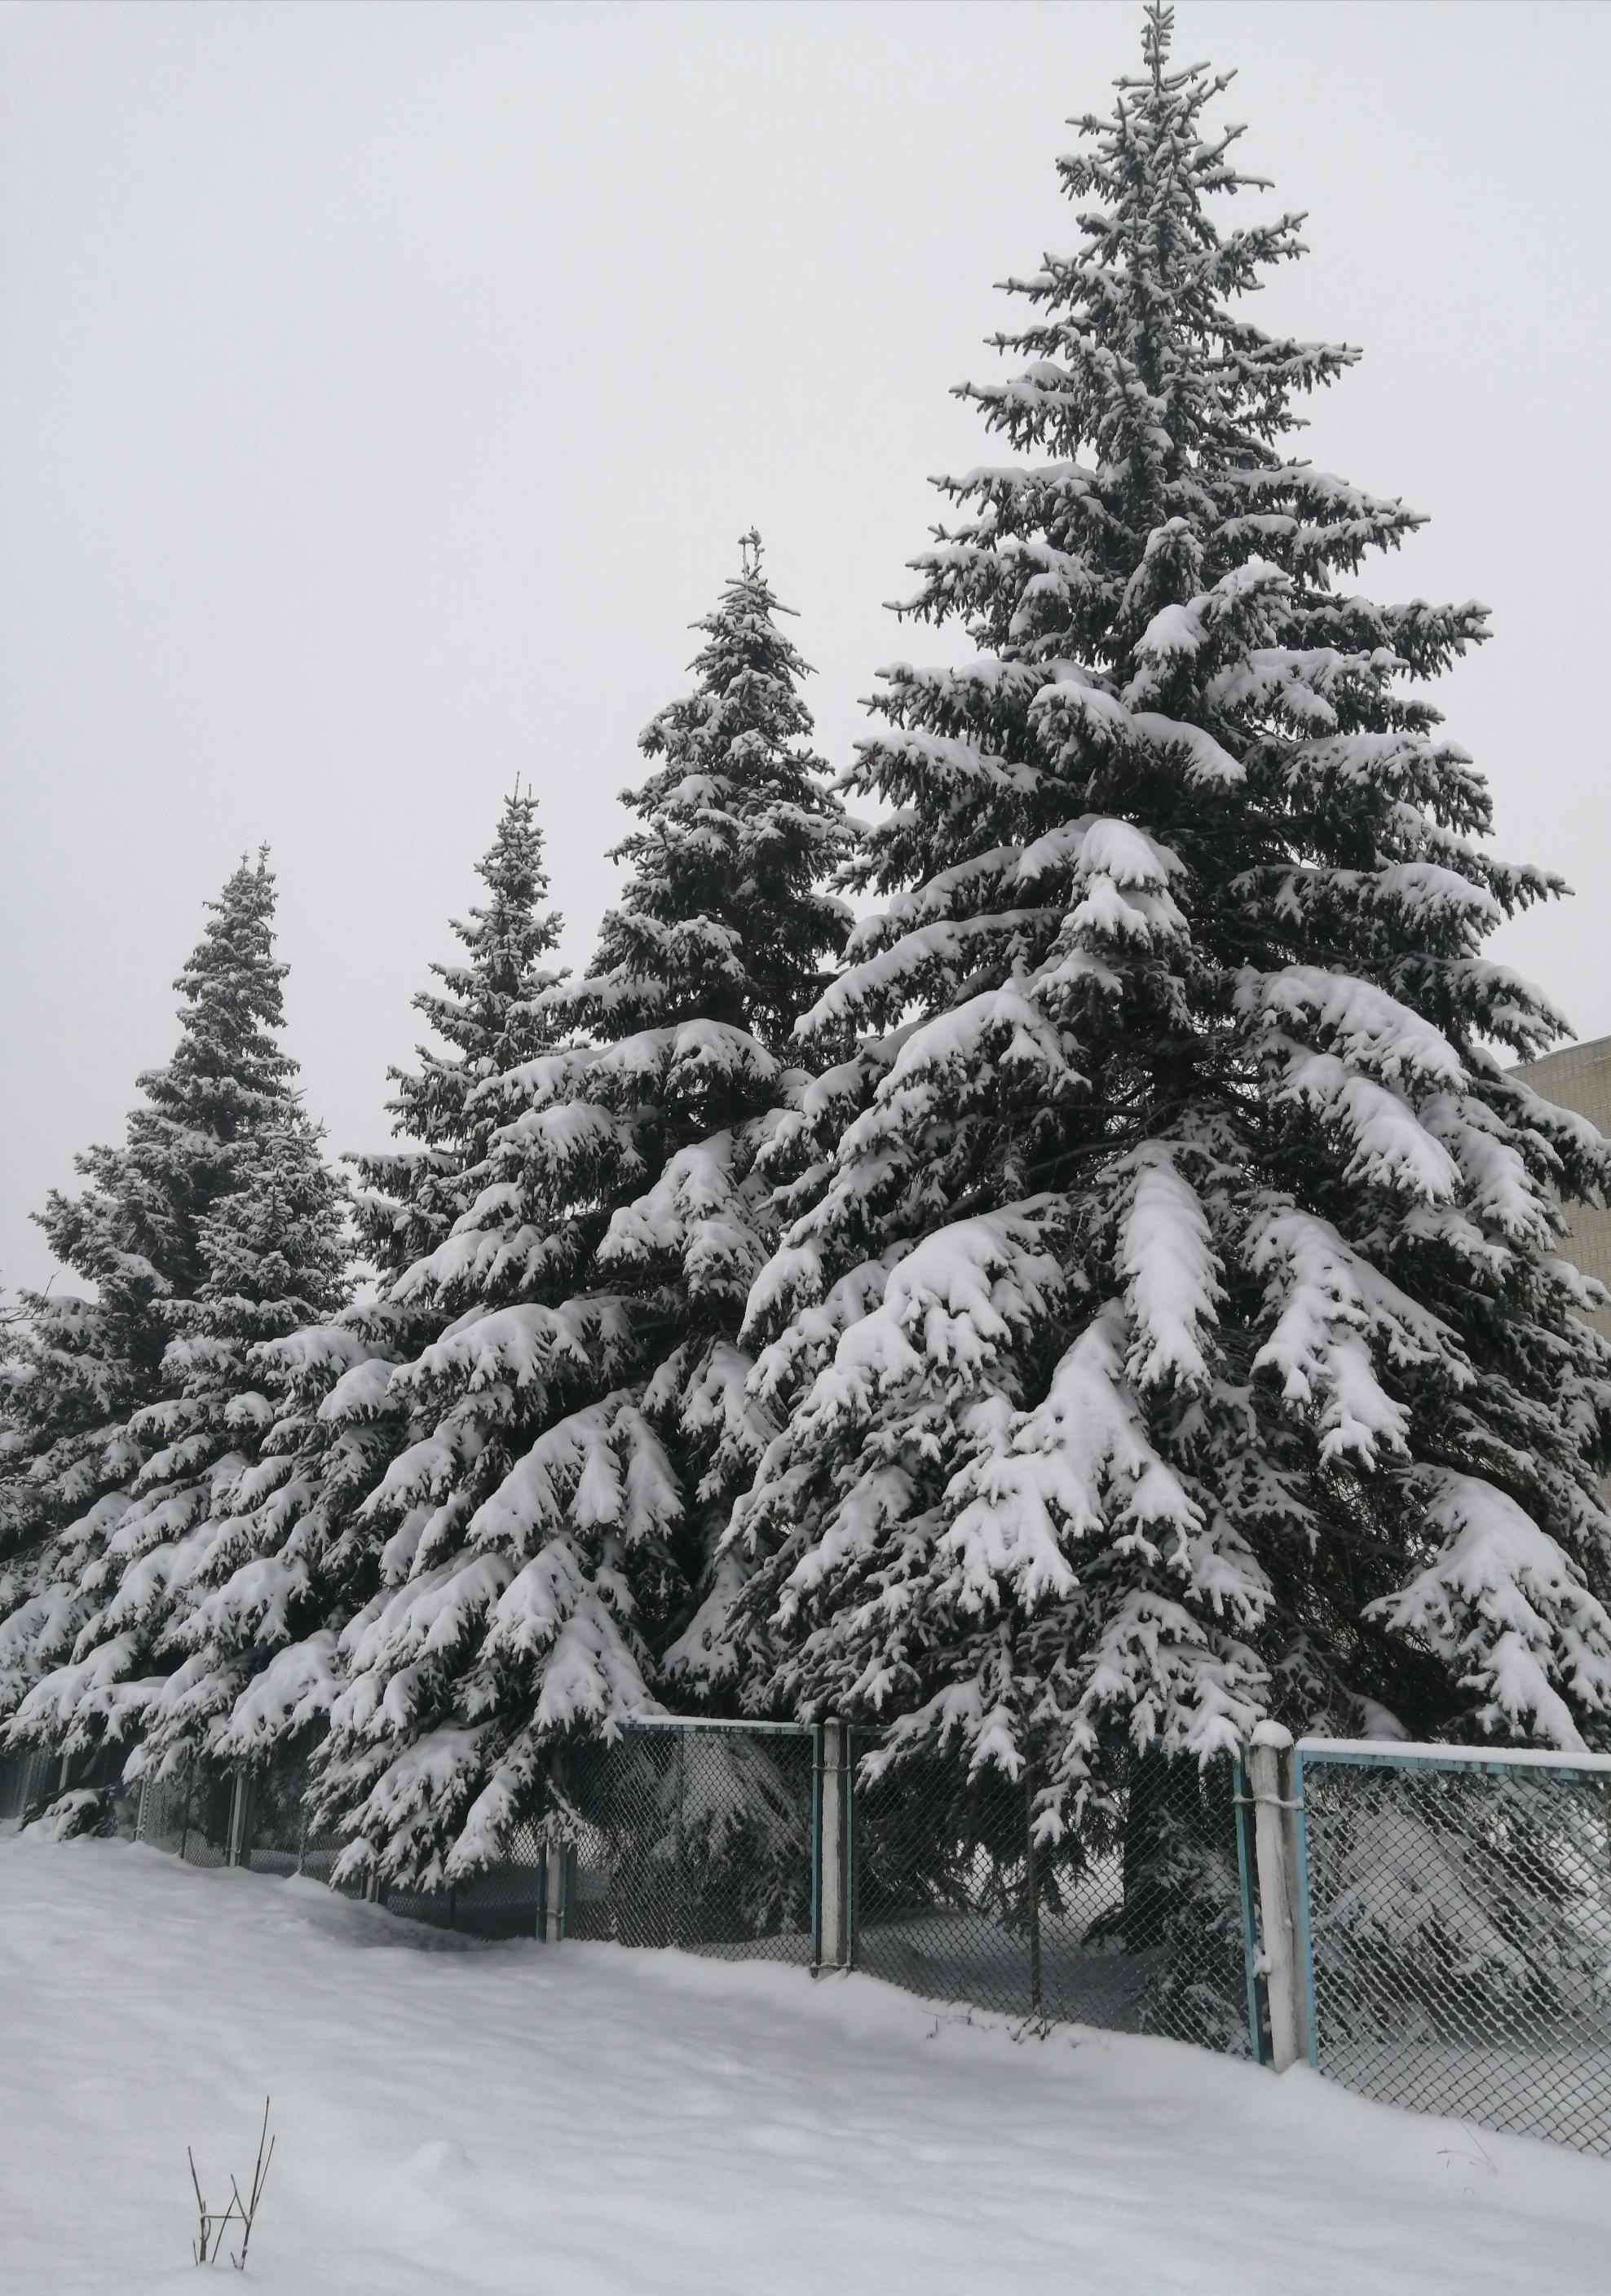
xmin=2 ymin=1835 xmax=1609 ymax=2295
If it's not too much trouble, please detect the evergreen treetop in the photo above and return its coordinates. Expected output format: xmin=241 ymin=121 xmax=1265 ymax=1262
xmin=351 ymin=787 xmax=566 ymax=1283
xmin=0 ymin=852 xmax=307 ymax=1728
xmin=42 ymin=850 xmax=294 ymax=1384
xmin=577 ymin=532 xmax=851 ymax=1057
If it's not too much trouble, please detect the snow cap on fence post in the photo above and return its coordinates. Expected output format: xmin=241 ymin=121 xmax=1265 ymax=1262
xmin=1247 ymin=1722 xmax=1304 ymax=2073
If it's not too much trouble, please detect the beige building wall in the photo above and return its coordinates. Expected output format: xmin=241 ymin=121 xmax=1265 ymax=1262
xmin=1515 ymin=1036 xmax=1611 ymax=1336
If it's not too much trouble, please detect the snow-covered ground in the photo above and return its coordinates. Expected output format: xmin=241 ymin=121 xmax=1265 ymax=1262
xmin=3 ymin=1834 xmax=1609 ymax=2294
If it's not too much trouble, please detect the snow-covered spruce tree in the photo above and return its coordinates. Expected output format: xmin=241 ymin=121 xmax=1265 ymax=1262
xmin=0 ymin=852 xmax=305 ymax=1744
xmin=0 ymin=1292 xmax=130 ymax=1714
xmin=151 ymin=790 xmax=570 ymax=1776
xmin=727 ymin=7 xmax=1611 ymax=1842
xmin=319 ymin=537 xmax=851 ymax=1886
xmin=41 ymin=1109 xmax=355 ymax=1777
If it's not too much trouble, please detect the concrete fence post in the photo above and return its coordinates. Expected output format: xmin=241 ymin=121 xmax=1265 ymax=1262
xmin=541 ymin=1844 xmax=564 ymax=1942
xmin=1248 ymin=1721 xmax=1304 ymax=2072
xmin=819 ymin=1720 xmax=848 ymax=1971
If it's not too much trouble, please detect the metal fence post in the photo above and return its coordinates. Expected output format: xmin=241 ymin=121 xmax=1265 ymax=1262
xmin=819 ymin=1719 xmax=847 ymax=1970
xmin=134 ymin=1777 xmax=150 ymax=1845
xmin=557 ymin=1839 xmax=572 ymax=1940
xmin=1289 ymin=1746 xmax=1321 ymax=2071
xmin=540 ymin=1752 xmax=567 ymax=1942
xmin=541 ymin=1842 xmax=564 ymax=1941
xmin=843 ymin=1726 xmax=855 ymax=1970
xmin=1231 ymin=1753 xmax=1265 ymax=2063
xmin=1247 ymin=1722 xmax=1304 ymax=2072
xmin=1023 ymin=1764 xmax=1043 ymax=2017
xmin=227 ymin=1764 xmax=251 ymax=1867
xmin=671 ymin=1729 xmax=686 ymax=1950
xmin=810 ymin=1724 xmax=823 ymax=1970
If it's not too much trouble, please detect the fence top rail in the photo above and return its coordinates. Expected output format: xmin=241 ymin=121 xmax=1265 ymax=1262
xmin=618 ymin=1715 xmax=814 ymax=1741
xmin=1295 ymin=1734 xmax=1611 ymax=1779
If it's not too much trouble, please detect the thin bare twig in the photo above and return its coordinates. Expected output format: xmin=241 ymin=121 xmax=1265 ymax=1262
xmin=188 ymin=2098 xmax=275 ymax=2272
xmin=188 ymin=2148 xmax=209 ymax=2265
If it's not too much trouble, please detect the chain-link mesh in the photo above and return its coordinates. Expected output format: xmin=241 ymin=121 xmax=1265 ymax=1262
xmin=131 ymin=1760 xmax=236 ymax=1866
xmin=0 ymin=1742 xmax=143 ymax=1838
xmin=1299 ymin=1751 xmax=1611 ymax=2154
xmin=378 ymin=1835 xmax=545 ymax=1940
xmin=296 ymin=1807 xmax=365 ymax=1894
xmin=441 ymin=1821 xmax=545 ymax=1939
xmin=233 ymin=1735 xmax=370 ymax=1897
xmin=559 ymin=1723 xmax=816 ymax=1965
xmin=182 ymin=1762 xmax=236 ymax=1867
xmin=850 ymin=1741 xmax=1255 ymax=2052
xmin=0 ymin=1752 xmax=28 ymax=1826
xmin=0 ymin=1748 xmax=55 ymax=1827
xmin=73 ymin=1742 xmax=143 ymax=1839
xmin=135 ymin=1763 xmax=195 ymax=1855
xmin=377 ymin=1877 xmax=457 ymax=1929
xmin=241 ymin=1737 xmax=317 ymax=1877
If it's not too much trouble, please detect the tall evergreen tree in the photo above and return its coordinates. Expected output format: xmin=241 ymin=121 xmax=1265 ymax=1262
xmin=0 ymin=853 xmax=303 ymax=1735
xmin=726 ymin=10 xmax=1611 ymax=1831
xmin=11 ymin=1110 xmax=350 ymax=1765
xmin=319 ymin=539 xmax=851 ymax=1885
xmin=148 ymin=791 xmax=571 ymax=1772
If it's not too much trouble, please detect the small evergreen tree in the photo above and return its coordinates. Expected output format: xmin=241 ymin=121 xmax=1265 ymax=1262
xmin=726 ymin=9 xmax=1611 ymax=1839
xmin=0 ymin=853 xmax=303 ymax=1737
xmin=319 ymin=538 xmax=851 ymax=1886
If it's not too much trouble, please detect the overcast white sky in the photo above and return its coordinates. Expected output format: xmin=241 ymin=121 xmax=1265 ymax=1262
xmin=2 ymin=1 xmax=1608 ymax=1293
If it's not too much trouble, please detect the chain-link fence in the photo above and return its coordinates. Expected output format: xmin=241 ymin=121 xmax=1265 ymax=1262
xmin=4 ymin=1720 xmax=816 ymax=1961
xmin=237 ymin=1734 xmax=317 ymax=1876
xmin=380 ymin=1823 xmax=548 ymax=1939
xmin=0 ymin=1746 xmax=55 ymax=1828
xmin=0 ymin=1742 xmax=142 ymax=1837
xmin=556 ymin=1720 xmax=818 ymax=1965
xmin=14 ymin=1712 xmax=1611 ymax=2157
xmin=850 ymin=1738 xmax=1260 ymax=2054
xmin=135 ymin=1757 xmax=236 ymax=1866
xmin=1295 ymin=1742 xmax=1611 ymax=2154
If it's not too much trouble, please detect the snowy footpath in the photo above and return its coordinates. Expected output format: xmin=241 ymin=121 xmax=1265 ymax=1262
xmin=3 ymin=1835 xmax=1609 ymax=2294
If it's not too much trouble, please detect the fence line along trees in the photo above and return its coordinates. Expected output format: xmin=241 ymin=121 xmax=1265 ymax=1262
xmin=316 ymin=536 xmax=852 ymax=1890
xmin=722 ymin=3 xmax=1611 ymax=1839
xmin=0 ymin=853 xmax=341 ymax=1777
